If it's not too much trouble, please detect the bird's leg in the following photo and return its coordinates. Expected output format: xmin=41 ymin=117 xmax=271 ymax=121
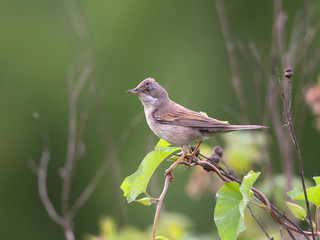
xmin=164 ymin=145 xmax=188 ymax=181
xmin=186 ymin=141 xmax=203 ymax=164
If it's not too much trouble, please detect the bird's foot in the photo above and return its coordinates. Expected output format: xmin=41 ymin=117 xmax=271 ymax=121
xmin=186 ymin=141 xmax=203 ymax=164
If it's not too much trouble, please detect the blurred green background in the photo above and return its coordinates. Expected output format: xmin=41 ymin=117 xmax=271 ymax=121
xmin=1 ymin=0 xmax=320 ymax=239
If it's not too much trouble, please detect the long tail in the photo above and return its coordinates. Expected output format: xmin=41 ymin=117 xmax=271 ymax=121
xmin=226 ymin=125 xmax=269 ymax=131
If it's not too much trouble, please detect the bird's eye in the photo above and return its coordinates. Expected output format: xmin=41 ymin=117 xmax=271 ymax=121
xmin=146 ymin=87 xmax=150 ymax=92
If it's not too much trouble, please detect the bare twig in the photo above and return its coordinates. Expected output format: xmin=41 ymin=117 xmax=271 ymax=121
xmin=38 ymin=146 xmax=67 ymax=227
xmin=216 ymin=0 xmax=249 ymax=122
xmin=267 ymin=0 xmax=294 ymax=193
xmin=68 ymin=110 xmax=141 ymax=218
xmin=69 ymin=152 xmax=110 ymax=218
xmin=247 ymin=205 xmax=274 ymax=240
xmin=195 ymin=153 xmax=313 ymax=239
xmin=276 ymin=68 xmax=315 ymax=239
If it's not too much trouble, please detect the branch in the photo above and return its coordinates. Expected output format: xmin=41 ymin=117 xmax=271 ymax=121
xmin=216 ymin=0 xmax=249 ymax=121
xmin=276 ymin=68 xmax=315 ymax=239
xmin=69 ymin=152 xmax=111 ymax=218
xmin=61 ymin=65 xmax=92 ymax=219
xmin=196 ymin=152 xmax=314 ymax=239
xmin=38 ymin=146 xmax=66 ymax=227
xmin=152 ymin=173 xmax=171 ymax=240
xmin=247 ymin=205 xmax=274 ymax=240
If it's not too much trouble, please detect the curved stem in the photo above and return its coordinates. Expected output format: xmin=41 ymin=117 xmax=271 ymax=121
xmin=151 ymin=152 xmax=187 ymax=239
xmin=194 ymin=158 xmax=319 ymax=238
xmin=152 ymin=174 xmax=170 ymax=240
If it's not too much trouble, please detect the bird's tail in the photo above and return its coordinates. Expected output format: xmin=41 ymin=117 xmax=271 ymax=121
xmin=226 ymin=125 xmax=269 ymax=131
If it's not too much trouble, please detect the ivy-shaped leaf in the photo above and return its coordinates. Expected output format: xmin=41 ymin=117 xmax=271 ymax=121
xmin=287 ymin=187 xmax=303 ymax=199
xmin=239 ymin=171 xmax=260 ymax=217
xmin=287 ymin=177 xmax=320 ymax=207
xmin=120 ymin=139 xmax=180 ymax=203
xmin=214 ymin=182 xmax=244 ymax=240
xmin=214 ymin=171 xmax=260 ymax=240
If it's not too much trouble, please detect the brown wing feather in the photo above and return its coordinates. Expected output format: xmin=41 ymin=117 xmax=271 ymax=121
xmin=154 ymin=108 xmax=230 ymax=128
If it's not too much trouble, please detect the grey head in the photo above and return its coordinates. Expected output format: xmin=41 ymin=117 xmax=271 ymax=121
xmin=127 ymin=78 xmax=169 ymax=107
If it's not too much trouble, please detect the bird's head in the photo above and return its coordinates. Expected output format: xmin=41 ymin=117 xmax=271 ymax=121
xmin=127 ymin=78 xmax=169 ymax=107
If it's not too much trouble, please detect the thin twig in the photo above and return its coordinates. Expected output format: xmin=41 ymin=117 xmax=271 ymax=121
xmin=267 ymin=0 xmax=294 ymax=194
xmin=61 ymin=65 xmax=92 ymax=227
xmin=216 ymin=0 xmax=249 ymax=122
xmin=69 ymin=152 xmax=111 ymax=218
xmin=276 ymin=68 xmax=315 ymax=240
xmin=193 ymin=155 xmax=315 ymax=239
xmin=247 ymin=205 xmax=273 ymax=240
xmin=38 ymin=146 xmax=66 ymax=227
xmin=69 ymin=111 xmax=142 ymax=218
xmin=279 ymin=226 xmax=285 ymax=240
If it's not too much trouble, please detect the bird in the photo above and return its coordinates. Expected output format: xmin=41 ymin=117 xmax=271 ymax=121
xmin=127 ymin=78 xmax=267 ymax=178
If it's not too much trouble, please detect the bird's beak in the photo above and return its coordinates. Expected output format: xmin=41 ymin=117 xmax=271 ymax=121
xmin=126 ymin=88 xmax=139 ymax=94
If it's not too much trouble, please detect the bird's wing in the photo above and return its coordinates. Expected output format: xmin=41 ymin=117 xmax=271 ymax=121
xmin=154 ymin=107 xmax=230 ymax=128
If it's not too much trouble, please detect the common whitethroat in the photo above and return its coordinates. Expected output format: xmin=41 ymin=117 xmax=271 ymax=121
xmin=127 ymin=78 xmax=267 ymax=177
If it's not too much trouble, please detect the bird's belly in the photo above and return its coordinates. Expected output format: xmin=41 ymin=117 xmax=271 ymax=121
xmin=147 ymin=118 xmax=207 ymax=146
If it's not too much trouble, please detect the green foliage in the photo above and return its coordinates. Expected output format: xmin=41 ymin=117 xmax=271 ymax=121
xmin=120 ymin=139 xmax=180 ymax=203
xmin=239 ymin=171 xmax=260 ymax=215
xmin=285 ymin=202 xmax=306 ymax=220
xmin=287 ymin=176 xmax=320 ymax=207
xmin=287 ymin=187 xmax=303 ymax=199
xmin=214 ymin=171 xmax=260 ymax=240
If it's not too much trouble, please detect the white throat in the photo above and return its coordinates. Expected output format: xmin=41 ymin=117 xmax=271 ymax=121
xmin=139 ymin=94 xmax=159 ymax=105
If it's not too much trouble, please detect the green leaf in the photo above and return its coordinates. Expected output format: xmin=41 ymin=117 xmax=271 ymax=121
xmin=286 ymin=201 xmax=306 ymax=220
xmin=287 ymin=177 xmax=320 ymax=207
xmin=287 ymin=187 xmax=303 ymax=199
xmin=215 ymin=182 xmax=243 ymax=240
xmin=239 ymin=171 xmax=260 ymax=217
xmin=314 ymin=176 xmax=320 ymax=186
xmin=294 ymin=186 xmax=320 ymax=207
xmin=120 ymin=139 xmax=180 ymax=203
xmin=214 ymin=171 xmax=260 ymax=240
xmin=155 ymin=138 xmax=174 ymax=151
xmin=288 ymin=178 xmax=320 ymax=207
xmin=134 ymin=197 xmax=152 ymax=206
